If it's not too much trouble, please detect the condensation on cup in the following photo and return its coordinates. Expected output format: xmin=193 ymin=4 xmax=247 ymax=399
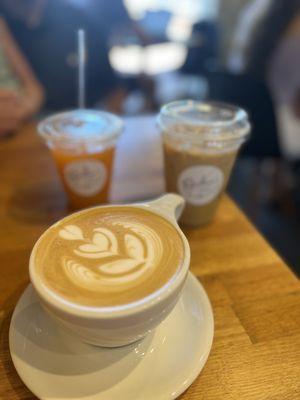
xmin=38 ymin=110 xmax=123 ymax=209
xmin=158 ymin=100 xmax=250 ymax=227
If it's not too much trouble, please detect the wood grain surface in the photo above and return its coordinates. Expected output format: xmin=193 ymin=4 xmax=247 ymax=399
xmin=0 ymin=119 xmax=299 ymax=399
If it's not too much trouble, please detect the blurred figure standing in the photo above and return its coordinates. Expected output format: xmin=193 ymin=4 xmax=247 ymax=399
xmin=229 ymin=0 xmax=300 ymax=158
xmin=245 ymin=0 xmax=300 ymax=108
xmin=228 ymin=0 xmax=271 ymax=74
xmin=84 ymin=0 xmax=149 ymax=45
xmin=81 ymin=0 xmax=154 ymax=112
xmin=229 ymin=0 xmax=300 ymax=108
xmin=86 ymin=1 xmax=133 ymax=112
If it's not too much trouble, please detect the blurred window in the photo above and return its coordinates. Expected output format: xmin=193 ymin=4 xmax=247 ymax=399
xmin=109 ymin=0 xmax=219 ymax=75
xmin=66 ymin=0 xmax=219 ymax=75
xmin=124 ymin=0 xmax=218 ymax=22
xmin=109 ymin=42 xmax=187 ymax=75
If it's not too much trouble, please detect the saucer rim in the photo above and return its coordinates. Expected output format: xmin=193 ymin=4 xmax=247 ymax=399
xmin=9 ymin=272 xmax=214 ymax=400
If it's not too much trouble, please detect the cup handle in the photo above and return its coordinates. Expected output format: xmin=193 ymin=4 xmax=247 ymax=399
xmin=147 ymin=193 xmax=185 ymax=221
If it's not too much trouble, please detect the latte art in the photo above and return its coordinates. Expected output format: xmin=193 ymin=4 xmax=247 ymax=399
xmin=33 ymin=206 xmax=184 ymax=307
xmin=59 ymin=220 xmax=163 ymax=291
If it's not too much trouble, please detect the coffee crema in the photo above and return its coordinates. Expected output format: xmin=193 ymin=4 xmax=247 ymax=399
xmin=33 ymin=206 xmax=184 ymax=308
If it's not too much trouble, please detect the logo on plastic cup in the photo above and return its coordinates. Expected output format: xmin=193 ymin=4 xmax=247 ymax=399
xmin=64 ymin=160 xmax=107 ymax=196
xmin=178 ymin=165 xmax=224 ymax=205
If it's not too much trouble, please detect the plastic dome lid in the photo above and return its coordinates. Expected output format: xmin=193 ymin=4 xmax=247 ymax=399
xmin=38 ymin=110 xmax=123 ymax=144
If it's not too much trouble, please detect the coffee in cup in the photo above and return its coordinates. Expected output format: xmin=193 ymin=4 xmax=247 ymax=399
xmin=38 ymin=110 xmax=123 ymax=209
xmin=158 ymin=101 xmax=250 ymax=226
xmin=29 ymin=194 xmax=190 ymax=347
xmin=32 ymin=206 xmax=184 ymax=308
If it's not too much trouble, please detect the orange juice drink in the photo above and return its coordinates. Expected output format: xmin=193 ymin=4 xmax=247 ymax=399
xmin=38 ymin=110 xmax=123 ymax=209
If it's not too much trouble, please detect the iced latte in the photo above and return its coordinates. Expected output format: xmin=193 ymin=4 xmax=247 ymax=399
xmin=158 ymin=101 xmax=250 ymax=226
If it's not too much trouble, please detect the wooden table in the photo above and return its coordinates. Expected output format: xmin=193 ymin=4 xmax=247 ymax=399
xmin=0 ymin=117 xmax=299 ymax=399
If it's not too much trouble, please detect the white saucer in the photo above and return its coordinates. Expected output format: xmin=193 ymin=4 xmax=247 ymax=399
xmin=9 ymin=273 xmax=214 ymax=400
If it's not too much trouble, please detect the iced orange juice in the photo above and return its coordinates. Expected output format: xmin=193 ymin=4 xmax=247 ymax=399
xmin=38 ymin=110 xmax=123 ymax=209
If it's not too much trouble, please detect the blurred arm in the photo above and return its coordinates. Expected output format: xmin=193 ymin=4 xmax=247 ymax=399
xmin=0 ymin=16 xmax=44 ymax=116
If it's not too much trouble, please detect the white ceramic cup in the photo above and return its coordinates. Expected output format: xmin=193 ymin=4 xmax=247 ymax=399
xmin=29 ymin=194 xmax=190 ymax=347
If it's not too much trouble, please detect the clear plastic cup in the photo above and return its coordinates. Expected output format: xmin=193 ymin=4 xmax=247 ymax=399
xmin=158 ymin=100 xmax=250 ymax=226
xmin=38 ymin=110 xmax=123 ymax=209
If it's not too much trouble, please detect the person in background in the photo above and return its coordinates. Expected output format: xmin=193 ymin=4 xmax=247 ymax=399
xmin=244 ymin=0 xmax=300 ymax=105
xmin=229 ymin=0 xmax=300 ymax=108
xmin=182 ymin=20 xmax=219 ymax=75
xmin=84 ymin=0 xmax=150 ymax=46
xmin=83 ymin=0 xmax=151 ymax=112
xmin=228 ymin=0 xmax=300 ymax=157
xmin=227 ymin=0 xmax=271 ymax=75
xmin=0 ymin=0 xmax=122 ymax=112
xmin=0 ymin=17 xmax=44 ymax=137
xmin=229 ymin=0 xmax=300 ymax=204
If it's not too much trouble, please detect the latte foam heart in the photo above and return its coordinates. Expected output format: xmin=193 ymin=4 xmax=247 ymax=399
xmin=32 ymin=206 xmax=184 ymax=308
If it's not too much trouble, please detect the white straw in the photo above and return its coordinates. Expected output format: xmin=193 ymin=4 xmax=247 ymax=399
xmin=78 ymin=29 xmax=86 ymax=109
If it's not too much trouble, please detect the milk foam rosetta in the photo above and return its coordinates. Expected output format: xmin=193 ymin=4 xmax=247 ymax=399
xmin=34 ymin=207 xmax=184 ymax=307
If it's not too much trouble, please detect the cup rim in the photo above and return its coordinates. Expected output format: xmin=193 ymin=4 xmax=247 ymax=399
xmin=157 ymin=100 xmax=251 ymax=146
xmin=38 ymin=109 xmax=123 ymax=146
xmin=29 ymin=202 xmax=190 ymax=319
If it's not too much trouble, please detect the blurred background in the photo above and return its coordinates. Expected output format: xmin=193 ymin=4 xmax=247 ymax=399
xmin=0 ymin=0 xmax=300 ymax=275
